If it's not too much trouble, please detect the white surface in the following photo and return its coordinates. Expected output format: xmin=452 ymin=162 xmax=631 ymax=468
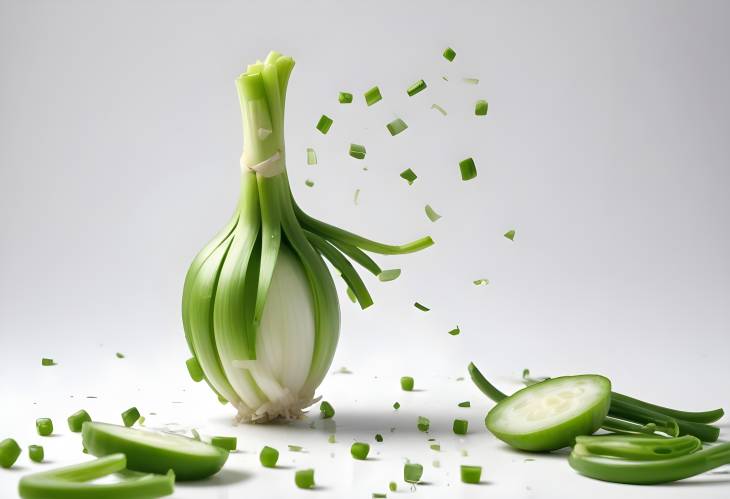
xmin=2 ymin=0 xmax=730 ymax=497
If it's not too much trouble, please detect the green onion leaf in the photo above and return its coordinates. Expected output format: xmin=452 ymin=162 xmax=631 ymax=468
xmin=378 ymin=269 xmax=401 ymax=282
xmin=458 ymin=401 xmax=471 ymax=408
xmin=305 ymin=179 xmax=314 ymax=188
xmin=400 ymin=377 xmax=415 ymax=391
xmin=473 ymin=278 xmax=489 ymax=286
xmin=453 ymin=419 xmax=469 ymax=435
xmin=211 ymin=436 xmax=237 ymax=451
xmin=185 ymin=357 xmax=204 ymax=382
xmin=400 ymin=168 xmax=417 ymax=185
xmin=417 ymin=416 xmax=430 ymax=432
xmin=459 ymin=157 xmax=478 ymax=181
xmin=306 ymin=147 xmax=317 ymax=165
xmin=288 ymin=445 xmax=304 ymax=452
xmin=407 ymin=79 xmax=427 ymax=96
xmin=349 ymin=143 xmax=366 ymax=160
xmin=375 ymin=434 xmax=383 ymax=442
xmin=320 ymin=401 xmax=335 ymax=419
xmin=260 ymin=446 xmax=279 ymax=467
xmin=295 ymin=468 xmax=315 ymax=489
xmin=414 ymin=302 xmax=430 ymax=312
xmin=393 ymin=402 xmax=401 ymax=410
xmin=41 ymin=358 xmax=56 ymax=366
xmin=121 ymin=407 xmax=140 ymax=427
xmin=475 ymin=99 xmax=488 ymax=116
xmin=115 ymin=352 xmax=125 ymax=359
xmin=404 ymin=463 xmax=423 ymax=484
xmin=431 ymin=103 xmax=448 ymax=116
xmin=463 ymin=77 xmax=480 ymax=85
xmin=461 ymin=465 xmax=482 ymax=484
xmin=425 ymin=204 xmax=441 ymax=222
xmin=350 ymin=442 xmax=370 ymax=460
xmin=0 ymin=439 xmax=21 ymax=468
xmin=67 ymin=410 xmax=91 ymax=433
xmin=504 ymin=230 xmax=516 ymax=241
xmin=316 ymin=115 xmax=333 ymax=134
xmin=442 ymin=47 xmax=456 ymax=61
xmin=364 ymin=86 xmax=382 ymax=106
xmin=28 ymin=445 xmax=44 ymax=463
xmin=448 ymin=326 xmax=461 ymax=336
xmin=386 ymin=118 xmax=408 ymax=136
xmin=338 ymin=92 xmax=353 ymax=104
xmin=36 ymin=418 xmax=53 ymax=437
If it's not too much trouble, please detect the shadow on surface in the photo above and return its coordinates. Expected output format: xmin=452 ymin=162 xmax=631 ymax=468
xmin=178 ymin=469 xmax=251 ymax=488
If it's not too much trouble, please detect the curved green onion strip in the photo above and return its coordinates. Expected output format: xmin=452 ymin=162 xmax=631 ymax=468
xmin=611 ymin=392 xmax=724 ymax=424
xmin=602 ymin=416 xmax=671 ymax=437
xmin=610 ymin=398 xmax=716 ymax=442
xmin=18 ymin=454 xmax=174 ymax=499
xmin=574 ymin=435 xmax=702 ymax=461
xmin=329 ymin=239 xmax=382 ymax=276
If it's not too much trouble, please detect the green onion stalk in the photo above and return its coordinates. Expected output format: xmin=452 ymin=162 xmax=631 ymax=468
xmin=182 ymin=51 xmax=433 ymax=422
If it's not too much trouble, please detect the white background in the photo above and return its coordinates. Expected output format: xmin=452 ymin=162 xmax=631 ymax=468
xmin=1 ymin=0 xmax=729 ymax=497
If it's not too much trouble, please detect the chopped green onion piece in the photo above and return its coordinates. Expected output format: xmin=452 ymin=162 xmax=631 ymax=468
xmin=375 ymin=434 xmax=383 ymax=442
xmin=41 ymin=358 xmax=56 ymax=366
xmin=306 ymin=147 xmax=317 ymax=165
xmin=461 ymin=449 xmax=469 ymax=457
xmin=28 ymin=445 xmax=44 ymax=463
xmin=459 ymin=157 xmax=478 ymax=181
xmin=443 ymin=47 xmax=456 ymax=61
xmin=68 ymin=409 xmax=91 ymax=433
xmin=349 ymin=143 xmax=366 ymax=160
xmin=350 ymin=442 xmax=370 ymax=460
xmin=138 ymin=416 xmax=146 ymax=426
xmin=121 ymin=407 xmax=140 ymax=427
xmin=0 ymin=438 xmax=21 ymax=468
xmin=288 ymin=445 xmax=304 ymax=452
xmin=316 ymin=114 xmax=333 ymax=134
xmin=338 ymin=92 xmax=353 ymax=104
xmin=115 ymin=352 xmax=125 ymax=359
xmin=400 ymin=377 xmax=415 ymax=391
xmin=463 ymin=77 xmax=480 ymax=85
xmin=305 ymin=179 xmax=314 ymax=188
xmin=504 ymin=229 xmax=516 ymax=241
xmin=417 ymin=416 xmax=430 ymax=432
xmin=458 ymin=401 xmax=471 ymax=408
xmin=354 ymin=188 xmax=360 ymax=205
xmin=400 ymin=168 xmax=417 ymax=185
xmin=404 ymin=463 xmax=423 ymax=484
xmin=295 ymin=468 xmax=315 ymax=489
xmin=185 ymin=357 xmax=203 ymax=382
xmin=328 ymin=434 xmax=336 ymax=444
xmin=217 ymin=395 xmax=228 ymax=405
xmin=386 ymin=118 xmax=408 ymax=136
xmin=414 ymin=302 xmax=430 ymax=312
xmin=430 ymin=443 xmax=441 ymax=451
xmin=473 ymin=278 xmax=489 ymax=286
xmin=448 ymin=326 xmax=461 ymax=336
xmin=453 ymin=419 xmax=469 ymax=435
xmin=378 ymin=269 xmax=401 ymax=282
xmin=260 ymin=446 xmax=279 ymax=468
xmin=431 ymin=103 xmax=448 ymax=116
xmin=393 ymin=402 xmax=401 ymax=410
xmin=424 ymin=204 xmax=441 ymax=222
xmin=522 ymin=368 xmax=530 ymax=379
xmin=320 ymin=401 xmax=335 ymax=419
xmin=389 ymin=481 xmax=397 ymax=492
xmin=346 ymin=287 xmax=357 ymax=303
xmin=461 ymin=465 xmax=482 ymax=484
xmin=211 ymin=436 xmax=237 ymax=451
xmin=364 ymin=86 xmax=382 ymax=106
xmin=36 ymin=418 xmax=53 ymax=436
xmin=442 ymin=75 xmax=449 ymax=81
xmin=475 ymin=99 xmax=488 ymax=116
xmin=407 ymin=79 xmax=427 ymax=96
xmin=373 ymin=494 xmax=387 ymax=499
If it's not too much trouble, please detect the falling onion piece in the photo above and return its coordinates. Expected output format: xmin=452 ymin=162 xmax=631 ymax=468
xmin=448 ymin=326 xmax=461 ymax=336
xmin=338 ymin=92 xmax=353 ymax=104
xmin=320 ymin=401 xmax=335 ymax=419
xmin=351 ymin=442 xmax=370 ymax=460
xmin=260 ymin=446 xmax=279 ymax=467
xmin=459 ymin=401 xmax=471 ymax=408
xmin=414 ymin=302 xmax=430 ymax=312
xmin=417 ymin=416 xmax=430 ymax=432
xmin=375 ymin=434 xmax=383 ymax=442
xmin=393 ymin=402 xmax=401 ymax=410
xmin=28 ymin=445 xmax=44 ymax=463
xmin=400 ymin=168 xmax=417 ymax=185
xmin=364 ymin=86 xmax=383 ymax=106
xmin=121 ymin=407 xmax=141 ymax=427
xmin=306 ymin=148 xmax=317 ymax=165
xmin=453 ymin=419 xmax=469 ymax=435
xmin=295 ymin=468 xmax=315 ymax=489
xmin=185 ymin=357 xmax=204 ymax=382
xmin=404 ymin=463 xmax=424 ymax=484
xmin=407 ymin=79 xmax=427 ymax=96
xmin=305 ymin=179 xmax=315 ymax=188
xmin=288 ymin=445 xmax=304 ymax=452
xmin=41 ymin=358 xmax=56 ymax=366
xmin=431 ymin=103 xmax=448 ymax=116
xmin=386 ymin=118 xmax=408 ymax=136
xmin=401 ymin=377 xmax=415 ymax=391
xmin=425 ymin=204 xmax=441 ymax=222
xmin=68 ymin=410 xmax=91 ymax=433
xmin=475 ymin=99 xmax=488 ymax=116
xmin=459 ymin=157 xmax=478 ymax=181
xmin=349 ymin=143 xmax=367 ymax=159
xmin=442 ymin=47 xmax=456 ymax=61
xmin=354 ymin=189 xmax=360 ymax=205
xmin=211 ymin=436 xmax=237 ymax=451
xmin=463 ymin=77 xmax=480 ymax=85
xmin=36 ymin=418 xmax=53 ymax=436
xmin=0 ymin=439 xmax=21 ymax=468
xmin=116 ymin=352 xmax=125 ymax=358
xmin=461 ymin=465 xmax=482 ymax=484
xmin=378 ymin=269 xmax=401 ymax=282
xmin=316 ymin=114 xmax=333 ymax=134
xmin=473 ymin=278 xmax=489 ymax=286
xmin=504 ymin=230 xmax=516 ymax=241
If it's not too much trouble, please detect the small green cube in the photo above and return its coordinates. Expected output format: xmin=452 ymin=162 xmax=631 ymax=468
xmin=211 ymin=436 xmax=237 ymax=451
xmin=443 ymin=47 xmax=456 ymax=61
xmin=459 ymin=157 xmax=478 ymax=181
xmin=41 ymin=358 xmax=56 ymax=366
xmin=407 ymin=79 xmax=427 ymax=96
xmin=28 ymin=445 xmax=44 ymax=463
xmin=320 ymin=401 xmax=335 ymax=419
xmin=121 ymin=407 xmax=140 ymax=427
xmin=400 ymin=376 xmax=414 ymax=391
xmin=453 ymin=419 xmax=469 ymax=435
xmin=461 ymin=465 xmax=482 ymax=484
xmin=475 ymin=99 xmax=488 ymax=116
xmin=316 ymin=114 xmax=333 ymax=134
xmin=349 ymin=143 xmax=366 ymax=160
xmin=338 ymin=92 xmax=353 ymax=104
xmin=0 ymin=438 xmax=21 ymax=468
xmin=458 ymin=401 xmax=471 ymax=408
xmin=400 ymin=168 xmax=417 ymax=185
xmin=417 ymin=416 xmax=430 ymax=433
xmin=295 ymin=468 xmax=315 ymax=489
xmin=386 ymin=118 xmax=408 ymax=136
xmin=393 ymin=401 xmax=401 ymax=410
xmin=259 ymin=446 xmax=279 ymax=468
xmin=364 ymin=86 xmax=382 ymax=106
xmin=36 ymin=418 xmax=53 ymax=436
xmin=351 ymin=442 xmax=370 ymax=460
xmin=404 ymin=462 xmax=423 ymax=484
xmin=67 ymin=410 xmax=91 ymax=433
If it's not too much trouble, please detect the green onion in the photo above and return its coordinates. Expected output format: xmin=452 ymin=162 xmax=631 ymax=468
xmin=475 ymin=99 xmax=488 ymax=116
xmin=320 ymin=401 xmax=335 ymax=419
xmin=211 ymin=436 xmax=237 ymax=451
xmin=305 ymin=179 xmax=314 ymax=188
xmin=414 ymin=302 xmax=430 ymax=312
xmin=346 ymin=287 xmax=357 ymax=303
xmin=260 ymin=446 xmax=279 ymax=467
xmin=442 ymin=47 xmax=456 ymax=61
xmin=350 ymin=442 xmax=370 ymax=460
xmin=378 ymin=269 xmax=401 ymax=282
xmin=453 ymin=419 xmax=469 ymax=435
xmin=463 ymin=78 xmax=480 ymax=85
xmin=338 ymin=92 xmax=353 ymax=104
xmin=375 ymin=434 xmax=383 ymax=442
xmin=121 ymin=407 xmax=140 ymax=427
xmin=67 ymin=409 xmax=91 ymax=433
xmin=431 ymin=103 xmax=448 ymax=116
xmin=288 ymin=445 xmax=303 ymax=452
xmin=306 ymin=147 xmax=317 ymax=165
xmin=386 ymin=118 xmax=408 ymax=136
xmin=41 ymin=358 xmax=56 ymax=366
xmin=407 ymin=79 xmax=427 ymax=96
xmin=461 ymin=465 xmax=482 ymax=484
xmin=473 ymin=278 xmax=489 ymax=286
xmin=458 ymin=401 xmax=471 ymax=408
xmin=36 ymin=418 xmax=53 ymax=436
xmin=138 ymin=416 xmax=146 ymax=426
xmin=459 ymin=157 xmax=478 ymax=181
xmin=504 ymin=230 xmax=516 ymax=241
xmin=400 ymin=377 xmax=415 ymax=391
xmin=417 ymin=416 xmax=430 ymax=432
xmin=448 ymin=326 xmax=461 ymax=336
xmin=185 ymin=357 xmax=204 ymax=382
xmin=424 ymin=204 xmax=441 ymax=222
xmin=0 ymin=438 xmax=21 ymax=468
xmin=404 ymin=463 xmax=423 ymax=484
xmin=349 ymin=143 xmax=366 ymax=159
xmin=295 ymin=468 xmax=315 ymax=489
xmin=354 ymin=188 xmax=360 ymax=205
xmin=316 ymin=114 xmax=333 ymax=134
xmin=372 ymin=494 xmax=386 ymax=499
xmin=430 ymin=443 xmax=441 ymax=451
xmin=328 ymin=434 xmax=336 ymax=443
xmin=115 ymin=352 xmax=125 ymax=358
xmin=28 ymin=445 xmax=44 ymax=463
xmin=399 ymin=168 xmax=417 ymax=185
xmin=364 ymin=86 xmax=382 ymax=106
xmin=393 ymin=402 xmax=401 ymax=410
xmin=389 ymin=481 xmax=397 ymax=492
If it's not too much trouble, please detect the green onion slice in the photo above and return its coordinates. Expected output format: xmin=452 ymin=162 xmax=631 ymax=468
xmin=349 ymin=143 xmax=366 ymax=160
xmin=306 ymin=148 xmax=317 ymax=165
xmin=475 ymin=99 xmax=488 ymax=116
xmin=260 ymin=446 xmax=279 ymax=467
xmin=414 ymin=302 xmax=430 ymax=312
xmin=448 ymin=326 xmax=461 ymax=336
xmin=304 ymin=179 xmax=314 ymax=188
xmin=41 ymin=358 xmax=56 ymax=366
xmin=316 ymin=115 xmax=333 ymax=134
xmin=320 ymin=401 xmax=335 ymax=419
xmin=36 ymin=418 xmax=53 ymax=437
xmin=386 ymin=118 xmax=408 ymax=136
xmin=504 ymin=230 xmax=516 ymax=241
xmin=338 ymin=92 xmax=353 ymax=104
xmin=400 ymin=377 xmax=415 ymax=391
xmin=28 ymin=445 xmax=44 ymax=463
xmin=417 ymin=416 xmax=430 ymax=432
xmin=404 ymin=463 xmax=423 ymax=484
xmin=116 ymin=352 xmax=125 ymax=359
xmin=400 ymin=168 xmax=417 ymax=185
xmin=442 ymin=47 xmax=456 ymax=61
xmin=473 ymin=278 xmax=489 ymax=286
xmin=453 ymin=419 xmax=469 ymax=435
xmin=459 ymin=157 xmax=477 ymax=181
xmin=407 ymin=79 xmax=427 ymax=96
xmin=364 ymin=86 xmax=382 ymax=106
xmin=211 ymin=436 xmax=237 ymax=451
xmin=463 ymin=77 xmax=479 ymax=85
xmin=431 ymin=104 xmax=448 ymax=116
xmin=461 ymin=465 xmax=482 ymax=484
xmin=288 ymin=445 xmax=303 ymax=452
xmin=375 ymin=434 xmax=383 ymax=442
xmin=350 ymin=442 xmax=370 ymax=460
xmin=121 ymin=407 xmax=141 ymax=428
xmin=424 ymin=204 xmax=441 ymax=222
xmin=458 ymin=401 xmax=471 ymax=408
xmin=295 ymin=468 xmax=315 ymax=489
xmin=393 ymin=402 xmax=401 ymax=410
xmin=67 ymin=410 xmax=91 ymax=433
